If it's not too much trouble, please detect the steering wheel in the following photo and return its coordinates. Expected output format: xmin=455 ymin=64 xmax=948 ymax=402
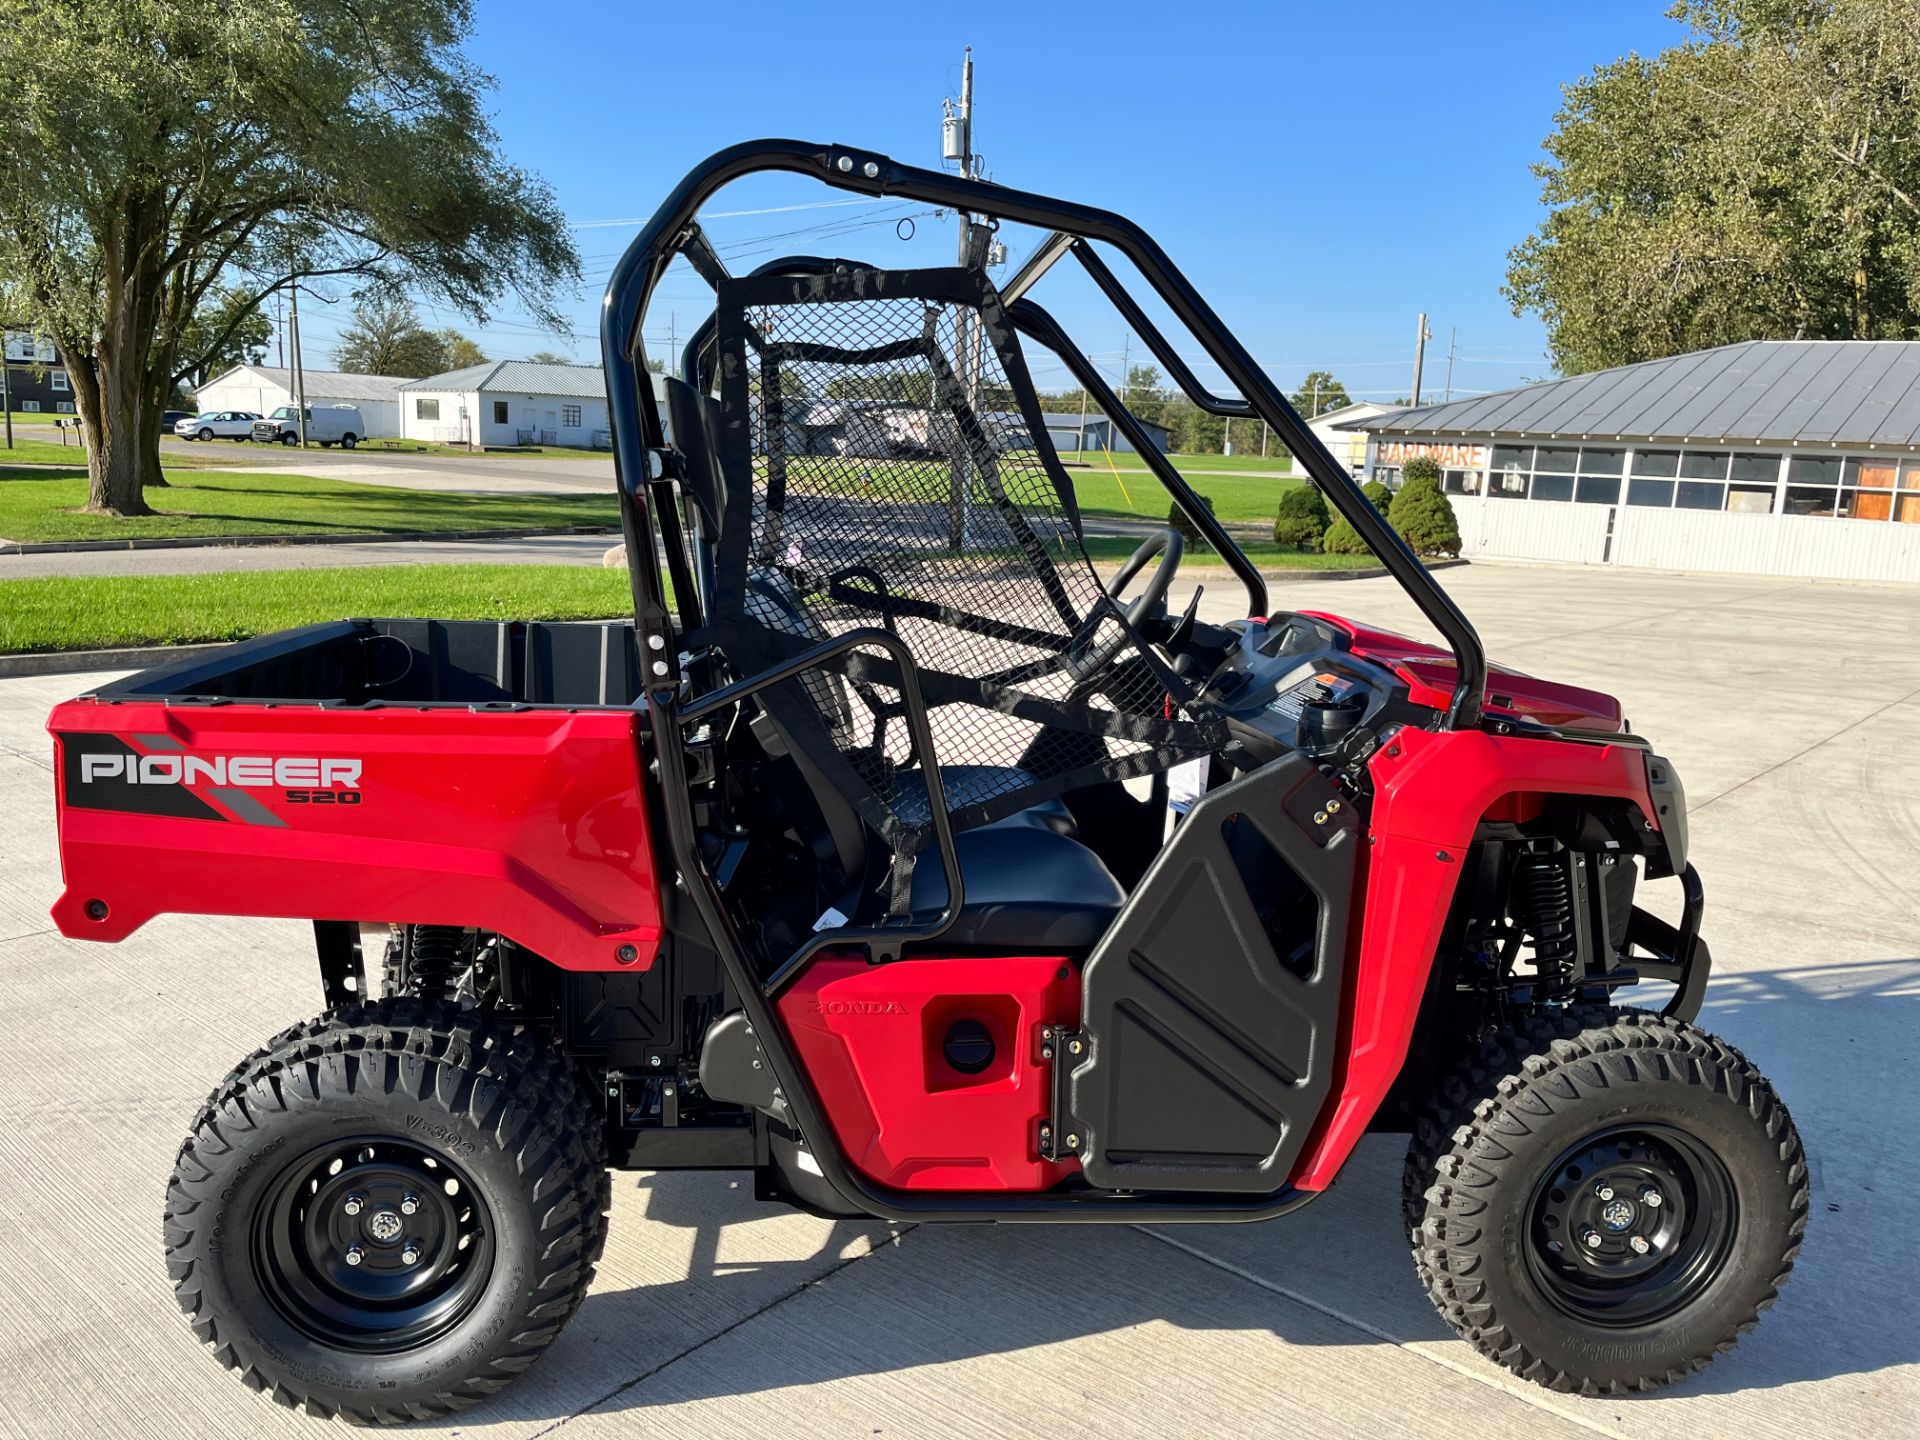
xmin=1071 ymin=526 xmax=1184 ymax=679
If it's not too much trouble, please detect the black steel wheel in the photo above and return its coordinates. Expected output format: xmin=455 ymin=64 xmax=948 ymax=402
xmin=165 ymin=998 xmax=610 ymax=1424
xmin=1405 ymin=1009 xmax=1806 ymax=1394
xmin=1523 ymin=1123 xmax=1736 ymax=1328
xmin=253 ymin=1136 xmax=496 ymax=1353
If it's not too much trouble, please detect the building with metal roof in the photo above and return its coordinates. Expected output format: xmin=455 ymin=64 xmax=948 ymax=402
xmin=193 ymin=364 xmax=410 ymax=437
xmin=397 ymin=360 xmax=610 ymax=447
xmin=1347 ymin=341 xmax=1920 ymax=583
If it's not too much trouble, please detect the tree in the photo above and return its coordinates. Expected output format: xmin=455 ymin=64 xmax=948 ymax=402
xmin=528 ymin=349 xmax=572 ymax=365
xmin=0 ymin=1 xmax=577 ymax=515
xmin=181 ymin=287 xmax=272 ymax=390
xmin=1272 ymin=485 xmax=1330 ymax=548
xmin=438 ymin=331 xmax=487 ymax=370
xmin=1321 ymin=516 xmax=1369 ymax=555
xmin=1290 ymin=371 xmax=1351 ymax=417
xmin=335 ymin=296 xmax=452 ymax=377
xmin=1388 ymin=468 xmax=1462 ymax=557
xmin=1167 ymin=493 xmax=1215 ymax=545
xmin=1507 ymin=0 xmax=1920 ymax=375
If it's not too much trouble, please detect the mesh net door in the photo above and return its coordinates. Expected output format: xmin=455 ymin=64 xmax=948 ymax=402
xmin=706 ymin=265 xmax=1222 ymax=889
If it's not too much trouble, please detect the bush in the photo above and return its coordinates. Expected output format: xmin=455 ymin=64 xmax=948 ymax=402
xmin=1167 ymin=494 xmax=1215 ymax=544
xmin=1387 ymin=471 xmax=1462 ymax=557
xmin=1320 ymin=515 xmax=1369 ymax=555
xmin=1400 ymin=454 xmax=1442 ymax=488
xmin=1271 ymin=485 xmax=1330 ymax=548
xmin=1362 ymin=479 xmax=1393 ymax=512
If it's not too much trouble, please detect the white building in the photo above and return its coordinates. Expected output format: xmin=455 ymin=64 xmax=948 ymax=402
xmin=398 ymin=361 xmax=610 ymax=448
xmin=1355 ymin=341 xmax=1920 ymax=583
xmin=1304 ymin=401 xmax=1397 ymax=475
xmin=192 ymin=365 xmax=407 ymax=438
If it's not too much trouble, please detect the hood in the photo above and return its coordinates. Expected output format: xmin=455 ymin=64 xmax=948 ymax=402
xmin=1301 ymin=612 xmax=1625 ymax=733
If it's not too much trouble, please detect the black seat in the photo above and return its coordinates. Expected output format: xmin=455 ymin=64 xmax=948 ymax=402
xmin=891 ymin=766 xmax=1076 ymax=837
xmin=910 ymin=826 xmax=1125 ymax=950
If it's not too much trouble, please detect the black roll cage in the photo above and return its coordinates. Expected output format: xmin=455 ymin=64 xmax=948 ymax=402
xmin=594 ymin=140 xmax=1487 ymax=1222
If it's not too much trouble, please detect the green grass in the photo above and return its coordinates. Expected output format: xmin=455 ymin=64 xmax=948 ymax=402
xmin=354 ymin=438 xmax=611 ymax=460
xmin=1065 ymin=460 xmax=1303 ymax=526
xmin=0 ymin=565 xmax=635 ymax=654
xmin=1069 ymin=449 xmax=1293 ymax=475
xmin=2 ymin=437 xmax=250 ymax=469
xmin=0 ymin=465 xmax=619 ymax=543
xmin=1081 ymin=535 xmax=1378 ymax=571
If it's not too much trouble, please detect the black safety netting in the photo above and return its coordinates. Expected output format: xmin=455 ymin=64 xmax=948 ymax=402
xmin=705 ymin=266 xmax=1223 ymax=899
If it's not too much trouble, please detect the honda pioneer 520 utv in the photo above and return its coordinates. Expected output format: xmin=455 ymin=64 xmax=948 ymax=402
xmin=47 ymin=141 xmax=1805 ymax=1422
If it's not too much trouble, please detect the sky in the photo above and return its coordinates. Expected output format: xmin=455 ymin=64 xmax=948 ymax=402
xmin=288 ymin=1 xmax=1693 ymax=406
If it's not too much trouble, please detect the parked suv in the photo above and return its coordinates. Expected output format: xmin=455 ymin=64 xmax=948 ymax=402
xmin=175 ymin=410 xmax=261 ymax=442
xmin=251 ymin=404 xmax=366 ymax=448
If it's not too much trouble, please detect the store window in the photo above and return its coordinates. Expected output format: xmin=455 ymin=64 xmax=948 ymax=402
xmin=1725 ymin=452 xmax=1779 ymax=513
xmin=415 ymin=398 xmax=440 ymax=421
xmin=1899 ymin=461 xmax=1920 ymax=523
xmin=1675 ymin=451 xmax=1728 ymax=510
xmin=1627 ymin=449 xmax=1680 ymax=507
xmin=1784 ymin=456 xmax=1843 ymax=516
xmin=1442 ymin=469 xmax=1478 ymax=495
xmin=1843 ymin=458 xmax=1897 ymax=520
xmin=1574 ymin=447 xmax=1625 ymax=504
xmin=1488 ymin=444 xmax=1530 ymax=499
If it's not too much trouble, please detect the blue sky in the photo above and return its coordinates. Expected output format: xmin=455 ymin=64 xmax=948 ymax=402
xmin=294 ymin=1 xmax=1690 ymax=403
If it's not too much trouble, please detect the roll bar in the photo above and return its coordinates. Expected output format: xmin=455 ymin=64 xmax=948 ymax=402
xmin=601 ymin=138 xmax=1487 ymax=730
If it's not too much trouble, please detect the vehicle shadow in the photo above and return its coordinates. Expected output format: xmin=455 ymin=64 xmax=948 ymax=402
xmin=517 ymin=958 xmax=1918 ymax=1422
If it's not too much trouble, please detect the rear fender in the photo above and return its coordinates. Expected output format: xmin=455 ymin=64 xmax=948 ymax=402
xmin=1291 ymin=725 xmax=1660 ymax=1191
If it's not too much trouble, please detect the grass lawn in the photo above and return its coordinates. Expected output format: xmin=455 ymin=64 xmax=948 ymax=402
xmin=1081 ymin=535 xmax=1377 ymax=571
xmin=1066 ymin=459 xmax=1303 ymax=526
xmin=1072 ymin=450 xmax=1293 ymax=475
xmin=0 ymin=465 xmax=618 ymax=543
xmin=355 ymin=438 xmax=610 ymax=460
xmin=4 ymin=437 xmax=249 ymax=469
xmin=0 ymin=565 xmax=635 ymax=654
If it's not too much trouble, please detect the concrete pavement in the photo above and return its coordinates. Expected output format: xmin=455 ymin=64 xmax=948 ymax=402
xmin=0 ymin=562 xmax=1915 ymax=1438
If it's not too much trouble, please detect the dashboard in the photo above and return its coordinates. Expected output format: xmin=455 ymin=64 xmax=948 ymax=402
xmin=1196 ymin=615 xmax=1411 ymax=764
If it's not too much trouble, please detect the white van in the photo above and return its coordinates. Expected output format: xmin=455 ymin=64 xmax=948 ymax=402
xmin=251 ymin=405 xmax=367 ymax=448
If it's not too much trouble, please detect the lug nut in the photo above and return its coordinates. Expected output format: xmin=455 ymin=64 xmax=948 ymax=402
xmin=401 ymin=1243 xmax=422 ymax=1265
xmin=1629 ymin=1235 xmax=1651 ymax=1255
xmin=344 ymin=1245 xmax=365 ymax=1266
xmin=1640 ymin=1186 xmax=1664 ymax=1209
xmin=400 ymin=1194 xmax=420 ymax=1216
xmin=342 ymin=1194 xmax=366 ymax=1216
xmin=1580 ymin=1226 xmax=1603 ymax=1250
xmin=1593 ymin=1183 xmax=1615 ymax=1202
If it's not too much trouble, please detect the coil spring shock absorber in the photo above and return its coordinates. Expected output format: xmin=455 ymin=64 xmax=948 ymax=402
xmin=401 ymin=925 xmax=465 ymax=1000
xmin=1512 ymin=844 xmax=1579 ymax=997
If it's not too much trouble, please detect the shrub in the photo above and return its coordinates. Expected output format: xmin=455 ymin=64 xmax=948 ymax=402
xmin=1362 ymin=479 xmax=1393 ymax=512
xmin=1400 ymin=454 xmax=1442 ymax=488
xmin=1387 ymin=471 xmax=1463 ymax=557
xmin=1167 ymin=494 xmax=1215 ymax=544
xmin=1320 ymin=515 xmax=1369 ymax=555
xmin=1271 ymin=485 xmax=1330 ymax=548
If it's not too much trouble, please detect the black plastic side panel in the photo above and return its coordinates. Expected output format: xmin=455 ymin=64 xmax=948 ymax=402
xmin=1067 ymin=754 xmax=1356 ymax=1193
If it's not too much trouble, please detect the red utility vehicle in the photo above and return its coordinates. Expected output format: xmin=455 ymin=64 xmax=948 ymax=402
xmin=48 ymin=142 xmax=1805 ymax=1423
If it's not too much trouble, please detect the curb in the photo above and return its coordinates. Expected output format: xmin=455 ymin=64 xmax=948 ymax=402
xmin=0 ymin=524 xmax=618 ymax=557
xmin=0 ymin=642 xmax=229 ymax=680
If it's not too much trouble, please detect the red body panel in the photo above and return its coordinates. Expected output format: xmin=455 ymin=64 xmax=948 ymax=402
xmin=47 ymin=699 xmax=663 ymax=971
xmin=1291 ymin=721 xmax=1659 ymax=1190
xmin=778 ymin=955 xmax=1082 ymax=1191
xmin=1304 ymin=612 xmax=1625 ymax=732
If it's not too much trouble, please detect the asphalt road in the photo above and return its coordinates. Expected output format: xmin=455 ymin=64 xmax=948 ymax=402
xmin=0 ymin=562 xmax=1915 ymax=1438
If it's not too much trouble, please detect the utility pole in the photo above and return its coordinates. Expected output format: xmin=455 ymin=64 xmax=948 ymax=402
xmin=2 ymin=332 xmax=12 ymax=450
xmin=288 ymin=259 xmax=308 ymax=449
xmin=1410 ymin=312 xmax=1432 ymax=408
xmin=942 ymin=47 xmax=978 ymax=549
xmin=1443 ymin=327 xmax=1457 ymax=402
